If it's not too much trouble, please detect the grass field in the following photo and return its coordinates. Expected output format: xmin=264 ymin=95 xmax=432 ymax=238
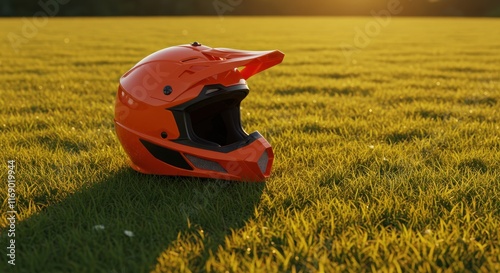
xmin=1 ymin=16 xmax=500 ymax=272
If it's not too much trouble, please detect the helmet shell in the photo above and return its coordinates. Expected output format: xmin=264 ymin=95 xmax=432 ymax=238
xmin=114 ymin=43 xmax=284 ymax=182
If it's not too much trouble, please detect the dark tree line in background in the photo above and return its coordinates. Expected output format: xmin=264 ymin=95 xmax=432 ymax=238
xmin=1 ymin=0 xmax=500 ymax=17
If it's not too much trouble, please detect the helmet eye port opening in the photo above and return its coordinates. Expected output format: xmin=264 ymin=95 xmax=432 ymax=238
xmin=186 ymin=91 xmax=248 ymax=147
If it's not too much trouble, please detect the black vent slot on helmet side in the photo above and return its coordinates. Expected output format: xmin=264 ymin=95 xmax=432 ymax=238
xmin=140 ymin=139 xmax=193 ymax=170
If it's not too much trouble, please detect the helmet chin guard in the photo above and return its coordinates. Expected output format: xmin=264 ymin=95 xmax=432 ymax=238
xmin=114 ymin=42 xmax=284 ymax=182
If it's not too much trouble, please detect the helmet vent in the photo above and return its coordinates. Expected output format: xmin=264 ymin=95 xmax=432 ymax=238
xmin=185 ymin=154 xmax=227 ymax=173
xmin=140 ymin=139 xmax=193 ymax=170
xmin=202 ymin=52 xmax=225 ymax=61
xmin=181 ymin=57 xmax=199 ymax=63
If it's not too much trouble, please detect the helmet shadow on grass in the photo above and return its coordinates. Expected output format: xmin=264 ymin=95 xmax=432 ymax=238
xmin=12 ymin=168 xmax=265 ymax=273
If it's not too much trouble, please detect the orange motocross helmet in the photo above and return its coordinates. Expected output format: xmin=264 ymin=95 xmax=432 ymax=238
xmin=114 ymin=42 xmax=284 ymax=182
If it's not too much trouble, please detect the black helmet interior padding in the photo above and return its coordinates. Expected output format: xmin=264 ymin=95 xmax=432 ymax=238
xmin=187 ymin=91 xmax=248 ymax=147
xmin=170 ymin=84 xmax=262 ymax=152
